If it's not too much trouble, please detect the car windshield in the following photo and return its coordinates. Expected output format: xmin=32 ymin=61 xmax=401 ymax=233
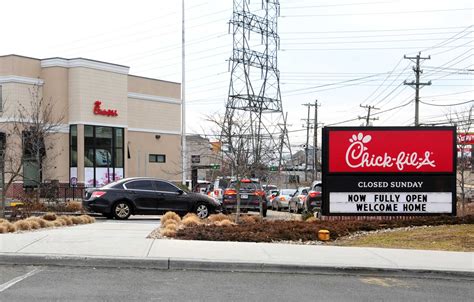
xmin=281 ymin=189 xmax=295 ymax=195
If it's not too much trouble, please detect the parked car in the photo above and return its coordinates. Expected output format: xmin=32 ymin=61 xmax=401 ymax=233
xmin=263 ymin=184 xmax=279 ymax=207
xmin=271 ymin=188 xmax=296 ymax=211
xmin=266 ymin=189 xmax=280 ymax=207
xmin=222 ymin=179 xmax=267 ymax=217
xmin=304 ymin=181 xmax=322 ymax=216
xmin=83 ymin=177 xmax=221 ymax=219
xmin=207 ymin=177 xmax=231 ymax=202
xmin=288 ymin=186 xmax=310 ymax=213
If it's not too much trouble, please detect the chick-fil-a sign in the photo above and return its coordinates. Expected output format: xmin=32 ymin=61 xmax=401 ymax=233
xmin=328 ymin=129 xmax=454 ymax=173
xmin=93 ymin=100 xmax=118 ymax=117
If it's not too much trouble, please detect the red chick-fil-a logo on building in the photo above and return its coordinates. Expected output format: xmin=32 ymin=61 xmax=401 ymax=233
xmin=345 ymin=132 xmax=435 ymax=171
xmin=93 ymin=100 xmax=118 ymax=117
xmin=328 ymin=129 xmax=454 ymax=173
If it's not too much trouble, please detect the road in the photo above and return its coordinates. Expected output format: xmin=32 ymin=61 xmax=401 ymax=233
xmin=0 ymin=265 xmax=471 ymax=301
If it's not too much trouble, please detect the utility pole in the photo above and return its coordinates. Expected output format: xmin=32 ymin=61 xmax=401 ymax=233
xmin=404 ymin=52 xmax=431 ymax=126
xmin=359 ymin=104 xmax=379 ymax=126
xmin=302 ymin=103 xmax=315 ymax=182
xmin=312 ymin=100 xmax=321 ymax=181
xmin=277 ymin=112 xmax=291 ymax=188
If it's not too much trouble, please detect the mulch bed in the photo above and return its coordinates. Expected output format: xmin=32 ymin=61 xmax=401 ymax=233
xmin=175 ymin=215 xmax=474 ymax=242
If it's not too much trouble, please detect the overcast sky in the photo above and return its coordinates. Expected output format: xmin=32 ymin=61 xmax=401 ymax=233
xmin=1 ymin=0 xmax=472 ymax=146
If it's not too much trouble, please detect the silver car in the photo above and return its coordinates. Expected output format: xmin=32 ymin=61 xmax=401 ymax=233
xmin=288 ymin=187 xmax=310 ymax=213
xmin=271 ymin=189 xmax=297 ymax=211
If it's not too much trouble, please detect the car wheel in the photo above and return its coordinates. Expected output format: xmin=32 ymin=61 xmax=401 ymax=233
xmin=195 ymin=203 xmax=210 ymax=219
xmin=113 ymin=201 xmax=131 ymax=220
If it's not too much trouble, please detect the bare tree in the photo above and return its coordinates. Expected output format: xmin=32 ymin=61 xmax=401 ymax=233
xmin=207 ymin=110 xmax=275 ymax=222
xmin=0 ymin=85 xmax=65 ymax=217
xmin=447 ymin=105 xmax=473 ymax=216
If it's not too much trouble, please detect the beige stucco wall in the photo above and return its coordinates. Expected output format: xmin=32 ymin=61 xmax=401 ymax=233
xmin=68 ymin=67 xmax=128 ymax=126
xmin=127 ymin=131 xmax=182 ymax=182
xmin=128 ymin=75 xmax=180 ymax=99
xmin=0 ymin=55 xmax=41 ymax=78
xmin=43 ymin=132 xmax=69 ymax=183
xmin=0 ymin=82 xmax=41 ymax=118
xmin=41 ymin=67 xmax=69 ymax=122
xmin=127 ymin=98 xmax=181 ymax=132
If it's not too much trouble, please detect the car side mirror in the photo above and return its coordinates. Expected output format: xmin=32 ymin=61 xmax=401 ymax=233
xmin=177 ymin=189 xmax=184 ymax=195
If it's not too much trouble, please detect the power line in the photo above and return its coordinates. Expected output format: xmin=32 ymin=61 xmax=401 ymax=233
xmin=420 ymin=100 xmax=474 ymax=107
xmin=281 ymin=8 xmax=474 ymax=18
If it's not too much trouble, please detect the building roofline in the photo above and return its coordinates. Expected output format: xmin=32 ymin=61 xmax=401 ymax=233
xmin=1 ymin=54 xmax=179 ymax=83
xmin=128 ymin=74 xmax=180 ymax=86
xmin=41 ymin=56 xmax=129 ymax=68
xmin=0 ymin=54 xmax=41 ymax=61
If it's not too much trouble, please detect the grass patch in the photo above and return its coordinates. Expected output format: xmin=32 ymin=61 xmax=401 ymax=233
xmin=336 ymin=224 xmax=474 ymax=252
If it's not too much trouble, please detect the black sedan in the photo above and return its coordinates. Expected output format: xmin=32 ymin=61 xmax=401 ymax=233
xmin=83 ymin=177 xmax=221 ymax=219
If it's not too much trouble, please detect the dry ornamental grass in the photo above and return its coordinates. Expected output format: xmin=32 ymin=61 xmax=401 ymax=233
xmin=65 ymin=201 xmax=83 ymax=212
xmin=182 ymin=214 xmax=203 ymax=227
xmin=208 ymin=213 xmax=230 ymax=223
xmin=0 ymin=214 xmax=95 ymax=234
xmin=161 ymin=211 xmax=181 ymax=225
xmin=42 ymin=213 xmax=57 ymax=221
xmin=14 ymin=220 xmax=32 ymax=231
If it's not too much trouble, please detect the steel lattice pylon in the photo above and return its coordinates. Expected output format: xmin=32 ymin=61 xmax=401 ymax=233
xmin=224 ymin=0 xmax=287 ymax=172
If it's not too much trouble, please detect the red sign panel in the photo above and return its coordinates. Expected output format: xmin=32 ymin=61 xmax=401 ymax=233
xmin=93 ymin=100 xmax=118 ymax=117
xmin=328 ymin=129 xmax=454 ymax=173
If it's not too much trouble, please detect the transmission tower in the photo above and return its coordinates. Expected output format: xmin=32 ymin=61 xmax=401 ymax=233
xmin=224 ymin=0 xmax=286 ymax=175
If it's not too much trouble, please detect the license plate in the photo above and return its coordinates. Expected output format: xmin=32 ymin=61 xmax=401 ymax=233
xmin=241 ymin=194 xmax=248 ymax=199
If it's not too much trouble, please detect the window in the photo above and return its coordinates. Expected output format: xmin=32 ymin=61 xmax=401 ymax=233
xmin=125 ymin=180 xmax=154 ymax=191
xmin=0 ymin=132 xmax=5 ymax=154
xmin=115 ymin=128 xmax=124 ymax=168
xmin=154 ymin=181 xmax=179 ymax=193
xmin=95 ymin=127 xmax=113 ymax=168
xmin=84 ymin=125 xmax=94 ymax=167
xmin=70 ymin=125 xmax=77 ymax=167
xmin=83 ymin=125 xmax=125 ymax=187
xmin=149 ymin=154 xmax=166 ymax=163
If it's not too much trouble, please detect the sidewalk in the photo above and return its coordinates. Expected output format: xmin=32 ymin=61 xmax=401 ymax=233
xmin=1 ymin=218 xmax=473 ymax=277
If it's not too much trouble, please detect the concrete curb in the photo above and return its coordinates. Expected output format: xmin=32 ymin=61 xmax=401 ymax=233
xmin=0 ymin=254 xmax=472 ymax=279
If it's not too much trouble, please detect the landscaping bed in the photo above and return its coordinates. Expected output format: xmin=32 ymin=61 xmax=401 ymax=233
xmin=335 ymin=224 xmax=474 ymax=252
xmin=149 ymin=212 xmax=474 ymax=244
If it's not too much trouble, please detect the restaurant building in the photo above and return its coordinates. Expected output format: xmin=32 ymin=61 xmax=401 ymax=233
xmin=0 ymin=54 xmax=182 ymax=195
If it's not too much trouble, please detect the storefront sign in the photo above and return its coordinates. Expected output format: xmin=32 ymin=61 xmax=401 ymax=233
xmin=322 ymin=127 xmax=456 ymax=216
xmin=93 ymin=100 xmax=118 ymax=117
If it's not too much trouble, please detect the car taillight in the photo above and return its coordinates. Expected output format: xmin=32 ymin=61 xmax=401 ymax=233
xmin=91 ymin=191 xmax=106 ymax=199
xmin=309 ymin=191 xmax=321 ymax=198
xmin=224 ymin=189 xmax=237 ymax=195
xmin=256 ymin=190 xmax=266 ymax=197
